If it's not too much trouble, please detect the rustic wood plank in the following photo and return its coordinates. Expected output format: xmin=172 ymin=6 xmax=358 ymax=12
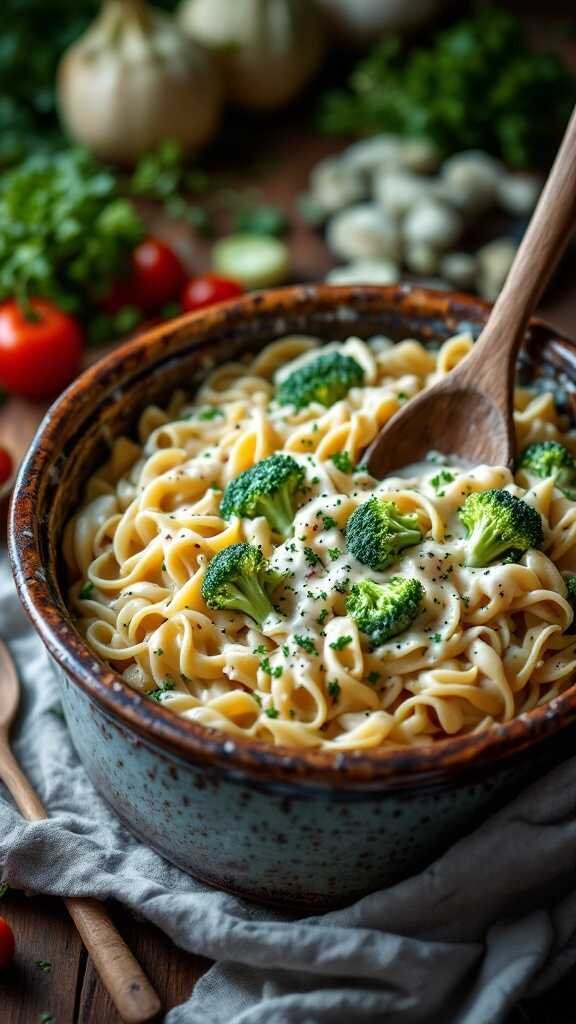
xmin=76 ymin=903 xmax=210 ymax=1023
xmin=0 ymin=890 xmax=84 ymax=1024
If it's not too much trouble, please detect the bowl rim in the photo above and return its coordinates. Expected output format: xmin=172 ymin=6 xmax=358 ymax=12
xmin=9 ymin=283 xmax=576 ymax=791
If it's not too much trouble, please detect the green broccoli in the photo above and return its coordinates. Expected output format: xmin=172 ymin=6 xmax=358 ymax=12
xmin=518 ymin=441 xmax=576 ymax=498
xmin=220 ymin=454 xmax=305 ymax=538
xmin=564 ymin=574 xmax=576 ymax=633
xmin=346 ymin=496 xmax=423 ymax=571
xmin=201 ymin=543 xmax=286 ymax=626
xmin=347 ymin=577 xmax=424 ymax=645
xmin=276 ymin=351 xmax=365 ymax=410
xmin=458 ymin=489 xmax=544 ymax=567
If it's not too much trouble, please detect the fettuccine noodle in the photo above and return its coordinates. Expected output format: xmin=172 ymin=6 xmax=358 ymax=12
xmin=65 ymin=333 xmax=576 ymax=750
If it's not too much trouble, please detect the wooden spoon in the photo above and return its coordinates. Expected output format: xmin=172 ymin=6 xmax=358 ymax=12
xmin=366 ymin=107 xmax=576 ymax=478
xmin=0 ymin=638 xmax=161 ymax=1023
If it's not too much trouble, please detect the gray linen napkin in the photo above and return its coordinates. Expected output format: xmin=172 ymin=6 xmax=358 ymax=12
xmin=2 ymin=548 xmax=576 ymax=1024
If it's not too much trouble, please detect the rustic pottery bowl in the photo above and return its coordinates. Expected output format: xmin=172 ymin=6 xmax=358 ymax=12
xmin=9 ymin=284 xmax=576 ymax=908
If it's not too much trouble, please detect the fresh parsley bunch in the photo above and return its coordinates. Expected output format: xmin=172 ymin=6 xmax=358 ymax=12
xmin=0 ymin=148 xmax=144 ymax=313
xmin=318 ymin=7 xmax=576 ymax=168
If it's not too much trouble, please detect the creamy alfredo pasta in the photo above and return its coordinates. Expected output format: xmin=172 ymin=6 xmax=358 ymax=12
xmin=65 ymin=332 xmax=576 ymax=751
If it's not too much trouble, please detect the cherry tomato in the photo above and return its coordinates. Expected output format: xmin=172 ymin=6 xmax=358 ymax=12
xmin=104 ymin=239 xmax=186 ymax=314
xmin=0 ymin=299 xmax=83 ymax=399
xmin=0 ymin=916 xmax=15 ymax=970
xmin=181 ymin=274 xmax=244 ymax=313
xmin=0 ymin=447 xmax=13 ymax=487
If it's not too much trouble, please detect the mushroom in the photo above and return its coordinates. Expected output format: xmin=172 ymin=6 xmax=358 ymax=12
xmin=403 ymin=199 xmax=462 ymax=251
xmin=497 ymin=174 xmax=542 ymax=216
xmin=399 ymin=138 xmax=440 ymax=174
xmin=440 ymin=150 xmax=504 ymax=216
xmin=342 ymin=134 xmax=406 ymax=176
xmin=373 ymin=170 xmax=443 ymax=218
xmin=326 ymin=203 xmax=402 ymax=262
xmin=309 ymin=156 xmax=365 ymax=216
xmin=404 ymin=244 xmax=440 ymax=276
xmin=439 ymin=252 xmax=478 ymax=290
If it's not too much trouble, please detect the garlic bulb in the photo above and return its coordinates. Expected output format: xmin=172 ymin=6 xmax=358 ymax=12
xmin=316 ymin=0 xmax=447 ymax=48
xmin=177 ymin=0 xmax=325 ymax=111
xmin=58 ymin=0 xmax=223 ymax=164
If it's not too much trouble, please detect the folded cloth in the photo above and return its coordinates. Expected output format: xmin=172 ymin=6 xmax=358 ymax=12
xmin=2 ymin=547 xmax=576 ymax=1024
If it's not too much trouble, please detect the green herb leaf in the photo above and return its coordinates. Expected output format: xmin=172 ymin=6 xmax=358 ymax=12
xmin=0 ymin=149 xmax=143 ymax=314
xmin=317 ymin=8 xmax=576 ymax=168
xmin=294 ymin=634 xmax=317 ymax=655
xmin=331 ymin=451 xmax=354 ymax=474
xmin=148 ymin=679 xmax=175 ymax=702
xmin=329 ymin=635 xmax=353 ymax=650
xmin=327 ymin=680 xmax=341 ymax=702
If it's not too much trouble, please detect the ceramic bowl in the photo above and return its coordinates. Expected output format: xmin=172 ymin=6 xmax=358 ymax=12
xmin=9 ymin=284 xmax=576 ymax=908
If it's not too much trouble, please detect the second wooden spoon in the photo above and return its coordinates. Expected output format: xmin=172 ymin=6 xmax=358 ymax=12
xmin=366 ymin=106 xmax=576 ymax=478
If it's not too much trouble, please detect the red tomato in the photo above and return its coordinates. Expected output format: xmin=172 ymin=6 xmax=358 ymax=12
xmin=0 ymin=916 xmax=15 ymax=970
xmin=0 ymin=447 xmax=13 ymax=487
xmin=0 ymin=299 xmax=83 ymax=399
xmin=104 ymin=239 xmax=186 ymax=314
xmin=181 ymin=274 xmax=244 ymax=313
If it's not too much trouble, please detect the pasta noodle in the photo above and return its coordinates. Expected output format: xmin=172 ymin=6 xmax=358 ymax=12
xmin=65 ymin=333 xmax=576 ymax=750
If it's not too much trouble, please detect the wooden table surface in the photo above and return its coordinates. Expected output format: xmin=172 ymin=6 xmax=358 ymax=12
xmin=4 ymin=11 xmax=576 ymax=1020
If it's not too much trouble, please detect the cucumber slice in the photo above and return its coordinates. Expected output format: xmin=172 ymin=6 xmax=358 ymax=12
xmin=212 ymin=234 xmax=290 ymax=289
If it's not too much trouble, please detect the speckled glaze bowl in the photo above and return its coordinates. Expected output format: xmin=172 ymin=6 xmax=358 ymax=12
xmin=9 ymin=285 xmax=576 ymax=908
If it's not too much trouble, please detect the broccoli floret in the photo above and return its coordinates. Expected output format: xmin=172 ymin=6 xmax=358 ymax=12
xmin=459 ymin=489 xmax=544 ymax=567
xmin=276 ymin=351 xmax=365 ymax=410
xmin=346 ymin=496 xmax=423 ymax=570
xmin=347 ymin=577 xmax=424 ymax=645
xmin=564 ymin=574 xmax=576 ymax=633
xmin=220 ymin=454 xmax=305 ymax=538
xmin=201 ymin=543 xmax=286 ymax=626
xmin=518 ymin=441 xmax=576 ymax=498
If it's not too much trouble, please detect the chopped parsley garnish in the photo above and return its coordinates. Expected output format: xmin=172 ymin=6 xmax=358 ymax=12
xmin=317 ymin=608 xmax=329 ymax=626
xmin=329 ymin=635 xmax=352 ymax=650
xmin=331 ymin=451 xmax=354 ymax=473
xmin=431 ymin=469 xmax=455 ymax=495
xmin=148 ymin=679 xmax=175 ymax=702
xmin=429 ymin=633 xmax=442 ymax=643
xmin=35 ymin=961 xmax=52 ymax=973
xmin=265 ymin=706 xmax=279 ymax=719
xmin=197 ymin=407 xmax=224 ymax=421
xmin=260 ymin=657 xmax=283 ymax=678
xmin=253 ymin=644 xmax=267 ymax=655
xmin=304 ymin=546 xmax=323 ymax=568
xmin=327 ymin=680 xmax=341 ymax=702
xmin=328 ymin=547 xmax=342 ymax=561
xmin=152 ymin=648 xmax=164 ymax=657
xmin=319 ymin=513 xmax=337 ymax=530
xmin=294 ymin=634 xmax=317 ymax=655
xmin=79 ymin=581 xmax=94 ymax=600
xmin=282 ymin=644 xmax=290 ymax=657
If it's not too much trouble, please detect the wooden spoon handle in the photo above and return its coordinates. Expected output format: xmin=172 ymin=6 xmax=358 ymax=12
xmin=0 ymin=742 xmax=161 ymax=1022
xmin=474 ymin=104 xmax=576 ymax=368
